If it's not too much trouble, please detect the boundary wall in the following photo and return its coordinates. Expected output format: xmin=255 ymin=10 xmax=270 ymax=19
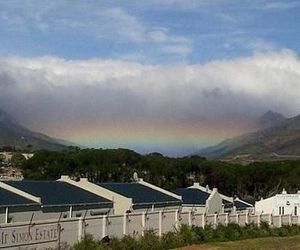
xmin=0 ymin=211 xmax=297 ymax=249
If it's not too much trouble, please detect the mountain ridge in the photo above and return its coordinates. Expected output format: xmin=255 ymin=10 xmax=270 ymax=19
xmin=0 ymin=108 xmax=75 ymax=151
xmin=196 ymin=111 xmax=300 ymax=162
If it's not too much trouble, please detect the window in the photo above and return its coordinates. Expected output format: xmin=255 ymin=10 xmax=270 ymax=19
xmin=279 ymin=207 xmax=285 ymax=215
xmin=295 ymin=207 xmax=298 ymax=216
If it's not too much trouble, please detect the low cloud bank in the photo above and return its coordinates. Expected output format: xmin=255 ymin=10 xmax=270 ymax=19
xmin=0 ymin=50 xmax=299 ymax=153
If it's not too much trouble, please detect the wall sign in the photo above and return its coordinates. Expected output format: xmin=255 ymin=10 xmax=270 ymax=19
xmin=0 ymin=224 xmax=58 ymax=249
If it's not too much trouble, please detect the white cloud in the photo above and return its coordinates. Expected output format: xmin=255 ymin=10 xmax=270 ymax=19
xmin=1 ymin=49 xmax=300 ymax=156
xmin=162 ymin=45 xmax=193 ymax=57
xmin=101 ymin=7 xmax=146 ymax=42
xmin=246 ymin=38 xmax=277 ymax=51
xmin=140 ymin=0 xmax=218 ymax=9
xmin=0 ymin=2 xmax=193 ymax=58
xmin=263 ymin=1 xmax=300 ymax=10
xmin=224 ymin=36 xmax=278 ymax=53
xmin=0 ymin=50 xmax=300 ymax=127
xmin=98 ymin=7 xmax=192 ymax=57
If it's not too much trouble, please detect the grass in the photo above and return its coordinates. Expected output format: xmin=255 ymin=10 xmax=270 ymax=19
xmin=181 ymin=235 xmax=300 ymax=250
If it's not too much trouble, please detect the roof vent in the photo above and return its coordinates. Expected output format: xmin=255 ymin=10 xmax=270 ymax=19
xmin=282 ymin=188 xmax=287 ymax=194
xmin=133 ymin=172 xmax=139 ymax=182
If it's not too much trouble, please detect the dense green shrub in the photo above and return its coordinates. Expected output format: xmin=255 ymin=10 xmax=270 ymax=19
xmin=161 ymin=231 xmax=183 ymax=249
xmin=71 ymin=223 xmax=300 ymax=250
xmin=139 ymin=231 xmax=163 ymax=250
xmin=72 ymin=234 xmax=105 ymax=250
xmin=109 ymin=235 xmax=139 ymax=250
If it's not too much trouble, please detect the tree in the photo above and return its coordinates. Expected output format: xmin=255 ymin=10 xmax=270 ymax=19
xmin=11 ymin=153 xmax=26 ymax=168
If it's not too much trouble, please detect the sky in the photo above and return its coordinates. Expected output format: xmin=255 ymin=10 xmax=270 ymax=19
xmin=0 ymin=0 xmax=300 ymax=156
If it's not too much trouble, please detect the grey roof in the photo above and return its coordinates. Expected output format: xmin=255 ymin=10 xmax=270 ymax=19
xmin=99 ymin=182 xmax=181 ymax=205
xmin=223 ymin=198 xmax=253 ymax=209
xmin=0 ymin=188 xmax=38 ymax=207
xmin=223 ymin=199 xmax=233 ymax=209
xmin=234 ymin=199 xmax=253 ymax=209
xmin=4 ymin=181 xmax=113 ymax=207
xmin=173 ymin=188 xmax=210 ymax=205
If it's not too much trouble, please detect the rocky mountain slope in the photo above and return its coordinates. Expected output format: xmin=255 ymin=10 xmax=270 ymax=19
xmin=0 ymin=108 xmax=73 ymax=151
xmin=197 ymin=111 xmax=300 ymax=161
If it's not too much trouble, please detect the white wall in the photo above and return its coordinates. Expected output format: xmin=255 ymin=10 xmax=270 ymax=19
xmin=206 ymin=188 xmax=223 ymax=214
xmin=1 ymin=209 xmax=298 ymax=250
xmin=256 ymin=193 xmax=300 ymax=215
xmin=255 ymin=197 xmax=276 ymax=214
xmin=181 ymin=205 xmax=206 ymax=214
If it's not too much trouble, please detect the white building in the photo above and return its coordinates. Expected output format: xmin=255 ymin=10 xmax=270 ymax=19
xmin=61 ymin=175 xmax=182 ymax=215
xmin=0 ymin=179 xmax=113 ymax=224
xmin=0 ymin=175 xmax=183 ymax=223
xmin=174 ymin=185 xmax=223 ymax=214
xmin=174 ymin=183 xmax=253 ymax=214
xmin=255 ymin=188 xmax=300 ymax=215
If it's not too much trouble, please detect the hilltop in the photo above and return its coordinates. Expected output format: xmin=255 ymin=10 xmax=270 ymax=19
xmin=0 ymin=108 xmax=74 ymax=151
xmin=197 ymin=111 xmax=300 ymax=162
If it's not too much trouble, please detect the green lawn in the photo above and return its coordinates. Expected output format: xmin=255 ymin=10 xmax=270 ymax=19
xmin=181 ymin=235 xmax=300 ymax=250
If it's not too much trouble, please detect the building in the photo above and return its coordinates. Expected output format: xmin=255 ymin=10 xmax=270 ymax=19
xmin=255 ymin=188 xmax=300 ymax=215
xmin=0 ymin=152 xmax=34 ymax=161
xmin=174 ymin=183 xmax=253 ymax=214
xmin=173 ymin=186 xmax=223 ymax=214
xmin=0 ymin=184 xmax=39 ymax=224
xmin=60 ymin=175 xmax=182 ymax=214
xmin=0 ymin=180 xmax=113 ymax=223
xmin=233 ymin=197 xmax=254 ymax=213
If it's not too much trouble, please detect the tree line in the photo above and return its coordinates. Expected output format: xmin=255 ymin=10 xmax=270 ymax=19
xmin=20 ymin=148 xmax=300 ymax=202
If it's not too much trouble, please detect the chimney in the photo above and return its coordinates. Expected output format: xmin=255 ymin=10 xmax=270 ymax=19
xmin=60 ymin=175 xmax=70 ymax=181
xmin=282 ymin=188 xmax=287 ymax=194
xmin=133 ymin=172 xmax=139 ymax=182
xmin=206 ymin=184 xmax=210 ymax=192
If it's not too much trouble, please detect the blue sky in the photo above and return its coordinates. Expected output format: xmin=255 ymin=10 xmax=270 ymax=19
xmin=1 ymin=0 xmax=300 ymax=64
xmin=1 ymin=1 xmax=300 ymax=155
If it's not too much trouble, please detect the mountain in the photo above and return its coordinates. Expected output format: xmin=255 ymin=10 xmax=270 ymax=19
xmin=197 ymin=111 xmax=300 ymax=162
xmin=256 ymin=110 xmax=286 ymax=129
xmin=0 ymin=108 xmax=74 ymax=151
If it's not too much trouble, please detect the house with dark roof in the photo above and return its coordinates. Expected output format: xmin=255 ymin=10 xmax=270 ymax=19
xmin=173 ymin=186 xmax=223 ymax=214
xmin=0 ymin=185 xmax=39 ymax=223
xmin=0 ymin=180 xmax=113 ymax=223
xmin=180 ymin=183 xmax=253 ymax=214
xmin=99 ymin=182 xmax=181 ymax=210
xmin=60 ymin=175 xmax=182 ymax=214
xmin=233 ymin=198 xmax=253 ymax=212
